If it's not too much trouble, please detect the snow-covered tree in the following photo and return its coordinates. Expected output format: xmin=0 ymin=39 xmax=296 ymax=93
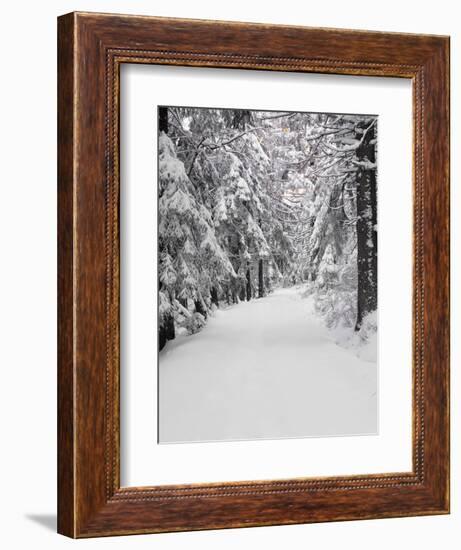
xmin=158 ymin=106 xmax=377 ymax=347
xmin=158 ymin=123 xmax=236 ymax=349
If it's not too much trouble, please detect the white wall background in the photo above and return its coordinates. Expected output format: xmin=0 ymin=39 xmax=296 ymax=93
xmin=0 ymin=1 xmax=457 ymax=548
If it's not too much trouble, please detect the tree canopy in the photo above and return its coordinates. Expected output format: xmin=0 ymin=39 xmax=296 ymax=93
xmin=158 ymin=106 xmax=377 ymax=350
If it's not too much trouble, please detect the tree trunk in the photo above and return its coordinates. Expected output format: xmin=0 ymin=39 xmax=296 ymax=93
xmin=158 ymin=262 xmax=175 ymax=350
xmin=194 ymin=298 xmax=207 ymax=318
xmin=210 ymin=287 xmax=219 ymax=307
xmin=258 ymin=259 xmax=264 ymax=298
xmin=246 ymin=266 xmax=252 ymax=301
xmin=158 ymin=106 xmax=169 ymax=134
xmin=355 ymin=122 xmax=378 ymax=330
xmin=232 ymin=109 xmax=252 ymax=129
xmin=159 ymin=312 xmax=175 ymax=351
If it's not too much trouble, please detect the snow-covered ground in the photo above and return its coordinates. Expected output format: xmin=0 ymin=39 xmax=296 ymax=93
xmin=159 ymin=286 xmax=377 ymax=444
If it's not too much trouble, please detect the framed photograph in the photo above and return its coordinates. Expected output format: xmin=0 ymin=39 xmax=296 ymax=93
xmin=58 ymin=12 xmax=450 ymax=537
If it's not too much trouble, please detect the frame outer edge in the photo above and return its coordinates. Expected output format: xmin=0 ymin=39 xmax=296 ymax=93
xmin=446 ymin=36 xmax=451 ymax=513
xmin=426 ymin=36 xmax=450 ymax=512
xmin=57 ymin=12 xmax=77 ymax=538
xmin=57 ymin=12 xmax=451 ymax=537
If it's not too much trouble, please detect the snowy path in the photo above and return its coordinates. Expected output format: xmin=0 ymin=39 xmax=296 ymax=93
xmin=159 ymin=287 xmax=377 ymax=443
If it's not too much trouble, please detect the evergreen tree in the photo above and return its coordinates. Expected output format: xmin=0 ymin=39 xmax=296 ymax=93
xmin=158 ymin=107 xmax=378 ymax=346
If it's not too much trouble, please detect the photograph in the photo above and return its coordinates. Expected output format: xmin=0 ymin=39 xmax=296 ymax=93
xmin=157 ymin=105 xmax=378 ymax=444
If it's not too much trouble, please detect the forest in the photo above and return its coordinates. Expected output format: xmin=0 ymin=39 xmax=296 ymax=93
xmin=158 ymin=106 xmax=378 ymax=355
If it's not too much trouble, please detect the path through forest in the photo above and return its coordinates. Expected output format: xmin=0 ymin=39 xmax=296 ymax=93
xmin=159 ymin=287 xmax=377 ymax=443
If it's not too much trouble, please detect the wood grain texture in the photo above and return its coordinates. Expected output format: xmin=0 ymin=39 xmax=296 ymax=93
xmin=57 ymin=13 xmax=75 ymax=538
xmin=57 ymin=11 xmax=450 ymax=538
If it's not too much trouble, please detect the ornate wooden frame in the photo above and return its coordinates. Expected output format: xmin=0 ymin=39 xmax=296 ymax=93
xmin=57 ymin=12 xmax=450 ymax=537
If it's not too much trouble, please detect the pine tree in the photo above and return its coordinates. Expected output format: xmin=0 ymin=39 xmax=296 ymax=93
xmin=158 ymin=106 xmax=378 ymax=346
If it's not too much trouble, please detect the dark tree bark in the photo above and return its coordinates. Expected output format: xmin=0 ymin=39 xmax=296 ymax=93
xmin=159 ymin=312 xmax=175 ymax=351
xmin=246 ymin=265 xmax=252 ymax=301
xmin=158 ymin=241 xmax=175 ymax=350
xmin=194 ymin=298 xmax=207 ymax=318
xmin=159 ymin=329 xmax=166 ymax=351
xmin=210 ymin=287 xmax=219 ymax=307
xmin=239 ymin=282 xmax=246 ymax=301
xmin=232 ymin=109 xmax=252 ymax=129
xmin=355 ymin=122 xmax=378 ymax=330
xmin=258 ymin=259 xmax=264 ymax=298
xmin=158 ymin=106 xmax=169 ymax=134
